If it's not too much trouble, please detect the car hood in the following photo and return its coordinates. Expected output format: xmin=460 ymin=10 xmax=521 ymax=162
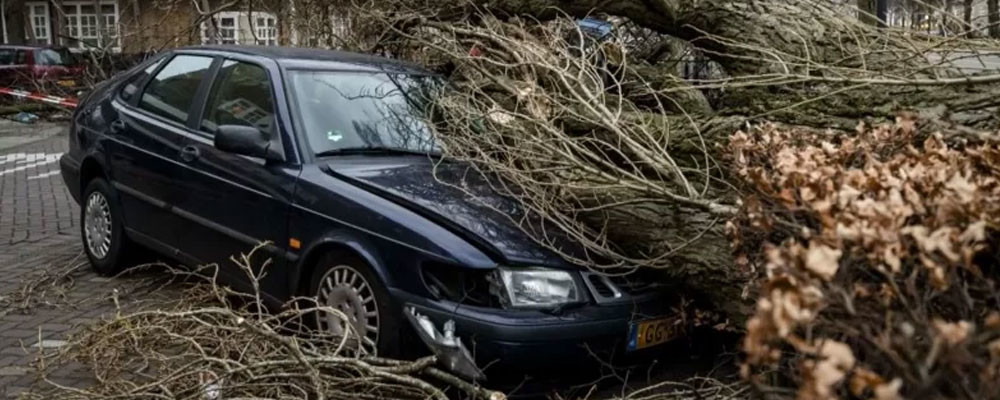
xmin=324 ymin=156 xmax=577 ymax=266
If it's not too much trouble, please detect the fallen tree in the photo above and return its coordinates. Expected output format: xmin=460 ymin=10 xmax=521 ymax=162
xmin=301 ymin=1 xmax=1000 ymax=398
xmin=310 ymin=0 xmax=1000 ymax=326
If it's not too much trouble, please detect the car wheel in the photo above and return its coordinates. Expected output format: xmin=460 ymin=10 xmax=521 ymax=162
xmin=81 ymin=178 xmax=129 ymax=276
xmin=310 ymin=251 xmax=401 ymax=357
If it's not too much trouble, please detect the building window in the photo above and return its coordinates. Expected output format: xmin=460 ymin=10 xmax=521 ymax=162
xmin=101 ymin=4 xmax=118 ymax=38
xmin=201 ymin=11 xmax=278 ymax=45
xmin=253 ymin=14 xmax=277 ymax=45
xmin=63 ymin=1 xmax=119 ymax=50
xmin=202 ymin=13 xmax=239 ymax=44
xmin=28 ymin=3 xmax=51 ymax=45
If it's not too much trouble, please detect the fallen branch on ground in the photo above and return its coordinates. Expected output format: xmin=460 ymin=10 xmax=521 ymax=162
xmin=21 ymin=245 xmax=505 ymax=400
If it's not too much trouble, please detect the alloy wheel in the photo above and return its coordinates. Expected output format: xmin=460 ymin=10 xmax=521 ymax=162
xmin=316 ymin=265 xmax=380 ymax=354
xmin=84 ymin=191 xmax=113 ymax=260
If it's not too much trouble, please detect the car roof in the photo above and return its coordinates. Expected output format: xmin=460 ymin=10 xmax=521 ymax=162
xmin=181 ymin=45 xmax=431 ymax=74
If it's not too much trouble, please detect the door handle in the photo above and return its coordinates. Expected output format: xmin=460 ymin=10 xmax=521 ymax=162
xmin=109 ymin=119 xmax=126 ymax=134
xmin=179 ymin=145 xmax=200 ymax=163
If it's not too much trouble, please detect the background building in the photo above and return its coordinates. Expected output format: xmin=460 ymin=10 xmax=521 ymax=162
xmin=0 ymin=0 xmax=288 ymax=53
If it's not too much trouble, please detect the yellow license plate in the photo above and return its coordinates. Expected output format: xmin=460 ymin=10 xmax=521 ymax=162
xmin=58 ymin=79 xmax=76 ymax=87
xmin=627 ymin=317 xmax=677 ymax=351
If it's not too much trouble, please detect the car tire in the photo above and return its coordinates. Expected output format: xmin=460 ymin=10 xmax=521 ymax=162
xmin=81 ymin=178 xmax=130 ymax=276
xmin=309 ymin=251 xmax=402 ymax=357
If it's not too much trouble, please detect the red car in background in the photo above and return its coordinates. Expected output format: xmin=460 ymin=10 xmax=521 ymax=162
xmin=0 ymin=45 xmax=85 ymax=90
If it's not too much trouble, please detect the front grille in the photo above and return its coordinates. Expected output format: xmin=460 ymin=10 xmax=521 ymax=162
xmin=587 ymin=274 xmax=616 ymax=298
xmin=609 ymin=274 xmax=658 ymax=295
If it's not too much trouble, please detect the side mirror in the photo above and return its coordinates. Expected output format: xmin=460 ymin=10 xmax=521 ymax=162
xmin=214 ymin=125 xmax=285 ymax=162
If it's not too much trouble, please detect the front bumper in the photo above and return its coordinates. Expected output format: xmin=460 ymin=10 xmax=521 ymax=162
xmin=391 ymin=288 xmax=673 ymax=373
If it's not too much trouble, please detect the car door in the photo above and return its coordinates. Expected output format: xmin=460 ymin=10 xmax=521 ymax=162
xmin=171 ymin=56 xmax=298 ymax=286
xmin=108 ymin=54 xmax=216 ymax=257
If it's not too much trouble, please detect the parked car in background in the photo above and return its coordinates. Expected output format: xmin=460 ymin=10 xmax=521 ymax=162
xmin=0 ymin=45 xmax=84 ymax=89
xmin=58 ymin=45 xmax=673 ymax=378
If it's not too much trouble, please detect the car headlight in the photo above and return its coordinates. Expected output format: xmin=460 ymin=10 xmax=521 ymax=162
xmin=490 ymin=267 xmax=582 ymax=308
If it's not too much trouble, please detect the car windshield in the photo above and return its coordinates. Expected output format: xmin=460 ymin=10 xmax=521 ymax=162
xmin=35 ymin=48 xmax=74 ymax=66
xmin=288 ymin=71 xmax=443 ymax=156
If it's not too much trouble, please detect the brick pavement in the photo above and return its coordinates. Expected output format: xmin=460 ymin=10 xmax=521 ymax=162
xmin=0 ymin=125 xmax=180 ymax=398
xmin=0 ymin=121 xmax=76 ymax=245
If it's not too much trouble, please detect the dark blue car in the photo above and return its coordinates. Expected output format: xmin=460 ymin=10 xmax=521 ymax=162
xmin=59 ymin=45 xmax=672 ymax=376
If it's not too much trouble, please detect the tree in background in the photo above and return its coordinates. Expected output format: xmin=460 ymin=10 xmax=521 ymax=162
xmin=3 ymin=0 xmax=24 ymax=44
xmin=990 ymin=0 xmax=1000 ymax=36
xmin=857 ymin=0 xmax=889 ymax=25
xmin=858 ymin=0 xmax=879 ymax=24
xmin=966 ymin=0 xmax=976 ymax=32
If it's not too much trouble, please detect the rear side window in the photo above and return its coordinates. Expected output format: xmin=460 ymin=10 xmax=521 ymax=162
xmin=35 ymin=48 xmax=73 ymax=66
xmin=0 ymin=49 xmax=13 ymax=65
xmin=200 ymin=60 xmax=274 ymax=136
xmin=14 ymin=50 xmax=27 ymax=65
xmin=121 ymin=57 xmax=165 ymax=102
xmin=138 ymin=55 xmax=214 ymax=124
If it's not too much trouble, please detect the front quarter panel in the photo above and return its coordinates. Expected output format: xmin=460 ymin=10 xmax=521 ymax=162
xmin=290 ymin=165 xmax=496 ymax=296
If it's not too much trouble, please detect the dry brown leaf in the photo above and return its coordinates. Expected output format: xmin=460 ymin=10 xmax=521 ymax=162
xmin=874 ymin=378 xmax=904 ymax=400
xmin=944 ymin=172 xmax=977 ymax=203
xmin=985 ymin=312 xmax=1000 ymax=330
xmin=849 ymin=367 xmax=885 ymax=396
xmin=959 ymin=221 xmax=987 ymax=243
xmin=800 ymin=340 xmax=856 ymax=400
xmin=805 ymin=242 xmax=842 ymax=281
xmin=933 ymin=319 xmax=973 ymax=347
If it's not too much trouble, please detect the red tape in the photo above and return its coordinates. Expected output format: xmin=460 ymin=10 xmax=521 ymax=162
xmin=0 ymin=87 xmax=78 ymax=108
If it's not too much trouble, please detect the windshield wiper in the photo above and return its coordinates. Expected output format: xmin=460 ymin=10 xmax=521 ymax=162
xmin=314 ymin=146 xmax=439 ymax=158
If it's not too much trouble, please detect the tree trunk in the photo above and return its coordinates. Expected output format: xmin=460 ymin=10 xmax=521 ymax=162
xmin=944 ymin=0 xmax=954 ymax=34
xmin=965 ymin=0 xmax=975 ymax=35
xmin=858 ymin=0 xmax=878 ymax=25
xmin=93 ymin=0 xmax=104 ymax=48
xmin=989 ymin=0 xmax=1000 ymax=37
xmin=128 ymin=0 xmax=141 ymax=49
xmin=200 ymin=0 xmax=216 ymax=44
xmin=5 ymin=0 xmax=24 ymax=44
xmin=287 ymin=0 xmax=298 ymax=45
xmin=21 ymin=1 xmax=34 ymax=43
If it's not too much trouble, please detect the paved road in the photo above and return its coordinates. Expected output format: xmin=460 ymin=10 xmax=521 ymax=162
xmin=0 ymin=122 xmax=179 ymax=397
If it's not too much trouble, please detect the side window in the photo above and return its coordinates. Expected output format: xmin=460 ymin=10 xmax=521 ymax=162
xmin=138 ymin=55 xmax=214 ymax=125
xmin=121 ymin=57 xmax=165 ymax=102
xmin=200 ymin=60 xmax=274 ymax=136
xmin=14 ymin=50 xmax=27 ymax=65
xmin=0 ymin=49 xmax=13 ymax=65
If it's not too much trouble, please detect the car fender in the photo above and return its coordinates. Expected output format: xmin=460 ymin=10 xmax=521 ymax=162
xmin=80 ymin=132 xmax=115 ymax=180
xmin=290 ymin=230 xmax=391 ymax=296
xmin=76 ymin=141 xmax=125 ymax=221
xmin=78 ymin=149 xmax=110 ymax=185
